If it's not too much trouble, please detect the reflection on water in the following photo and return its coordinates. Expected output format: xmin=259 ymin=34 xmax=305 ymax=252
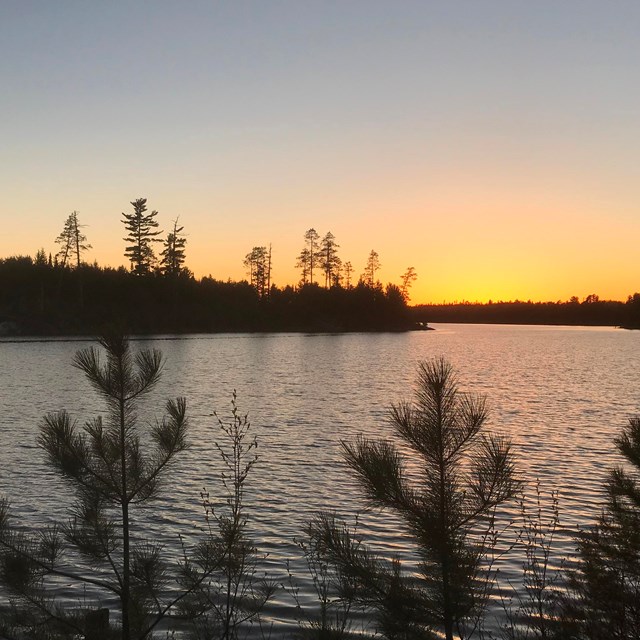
xmin=1 ymin=325 xmax=639 ymax=634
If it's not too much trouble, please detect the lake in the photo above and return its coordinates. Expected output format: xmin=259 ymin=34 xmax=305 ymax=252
xmin=1 ymin=324 xmax=638 ymax=636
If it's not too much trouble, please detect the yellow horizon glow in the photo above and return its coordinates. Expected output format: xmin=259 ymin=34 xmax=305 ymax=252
xmin=2 ymin=3 xmax=638 ymax=307
xmin=3 ymin=180 xmax=638 ymax=306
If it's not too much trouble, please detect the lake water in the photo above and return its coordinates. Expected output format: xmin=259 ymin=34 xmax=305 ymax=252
xmin=1 ymin=324 xmax=639 ymax=636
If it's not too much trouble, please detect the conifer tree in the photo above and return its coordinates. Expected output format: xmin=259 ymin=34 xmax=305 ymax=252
xmin=243 ymin=246 xmax=270 ymax=297
xmin=56 ymin=211 xmax=91 ymax=268
xmin=560 ymin=415 xmax=640 ymax=639
xmin=400 ymin=267 xmax=418 ymax=302
xmin=296 ymin=248 xmax=312 ymax=286
xmin=296 ymin=229 xmax=321 ymax=286
xmin=34 ymin=247 xmax=48 ymax=266
xmin=320 ymin=232 xmax=341 ymax=288
xmin=309 ymin=358 xmax=521 ymax=640
xmin=122 ymin=198 xmax=162 ymax=275
xmin=0 ymin=335 xmax=206 ymax=640
xmin=305 ymin=228 xmax=320 ymax=285
xmin=343 ymin=261 xmax=354 ymax=289
xmin=362 ymin=250 xmax=381 ymax=287
xmin=160 ymin=217 xmax=187 ymax=276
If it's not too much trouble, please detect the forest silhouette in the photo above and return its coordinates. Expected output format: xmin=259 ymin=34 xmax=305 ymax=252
xmin=412 ymin=295 xmax=640 ymax=329
xmin=1 ymin=256 xmax=639 ymax=336
xmin=0 ymin=205 xmax=423 ymax=336
xmin=0 ymin=201 xmax=638 ymax=335
xmin=0 ymin=256 xmax=412 ymax=335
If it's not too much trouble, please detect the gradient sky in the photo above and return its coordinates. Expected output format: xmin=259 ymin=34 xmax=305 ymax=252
xmin=2 ymin=1 xmax=638 ymax=304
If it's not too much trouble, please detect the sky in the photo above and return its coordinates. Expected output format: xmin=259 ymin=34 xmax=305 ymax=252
xmin=1 ymin=1 xmax=638 ymax=304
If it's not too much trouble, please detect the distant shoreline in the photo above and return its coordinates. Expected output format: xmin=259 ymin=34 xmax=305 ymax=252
xmin=4 ymin=321 xmax=640 ymax=342
xmin=0 ymin=326 xmax=425 ymax=341
xmin=411 ymin=299 xmax=640 ymax=329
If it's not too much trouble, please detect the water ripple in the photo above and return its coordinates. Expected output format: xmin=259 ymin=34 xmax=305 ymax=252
xmin=1 ymin=325 xmax=638 ymax=635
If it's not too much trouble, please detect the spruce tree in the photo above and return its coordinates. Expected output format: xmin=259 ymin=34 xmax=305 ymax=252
xmin=309 ymin=358 xmax=521 ymax=640
xmin=122 ymin=198 xmax=162 ymax=275
xmin=0 ymin=335 xmax=204 ymax=640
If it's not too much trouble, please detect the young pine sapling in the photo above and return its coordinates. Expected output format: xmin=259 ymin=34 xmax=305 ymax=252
xmin=310 ymin=358 xmax=521 ymax=640
xmin=0 ymin=334 xmax=209 ymax=640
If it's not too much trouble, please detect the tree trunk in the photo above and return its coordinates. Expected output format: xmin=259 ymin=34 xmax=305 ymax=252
xmin=119 ymin=389 xmax=130 ymax=640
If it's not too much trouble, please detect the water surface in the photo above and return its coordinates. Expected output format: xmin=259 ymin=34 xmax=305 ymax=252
xmin=1 ymin=325 xmax=638 ymax=634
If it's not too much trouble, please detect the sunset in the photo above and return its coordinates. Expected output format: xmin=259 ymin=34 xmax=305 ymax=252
xmin=2 ymin=2 xmax=638 ymax=303
xmin=1 ymin=3 xmax=640 ymax=640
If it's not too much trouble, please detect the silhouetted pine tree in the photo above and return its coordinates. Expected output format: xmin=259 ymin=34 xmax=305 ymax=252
xmin=55 ymin=211 xmax=91 ymax=269
xmin=320 ymin=232 xmax=340 ymax=288
xmin=560 ymin=416 xmax=640 ymax=639
xmin=399 ymin=267 xmax=417 ymax=302
xmin=309 ymin=358 xmax=521 ymax=640
xmin=122 ymin=198 xmax=162 ymax=275
xmin=296 ymin=229 xmax=321 ymax=286
xmin=0 ymin=335 xmax=211 ymax=640
xmin=243 ymin=246 xmax=270 ymax=298
xmin=362 ymin=250 xmax=381 ymax=287
xmin=160 ymin=218 xmax=187 ymax=276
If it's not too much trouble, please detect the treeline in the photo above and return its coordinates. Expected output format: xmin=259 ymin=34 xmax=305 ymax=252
xmin=413 ymin=294 xmax=640 ymax=328
xmin=0 ymin=256 xmax=413 ymax=336
xmin=46 ymin=205 xmax=419 ymax=297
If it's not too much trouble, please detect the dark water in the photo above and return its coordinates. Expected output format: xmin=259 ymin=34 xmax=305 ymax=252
xmin=1 ymin=324 xmax=638 ymax=635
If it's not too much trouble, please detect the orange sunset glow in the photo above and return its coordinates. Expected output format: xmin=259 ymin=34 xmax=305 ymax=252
xmin=1 ymin=2 xmax=638 ymax=304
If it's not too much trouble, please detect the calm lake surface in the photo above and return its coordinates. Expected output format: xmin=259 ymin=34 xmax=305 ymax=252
xmin=1 ymin=324 xmax=639 ymax=635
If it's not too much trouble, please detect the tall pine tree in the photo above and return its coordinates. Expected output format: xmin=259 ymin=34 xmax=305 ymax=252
xmin=362 ymin=250 xmax=381 ymax=287
xmin=320 ymin=232 xmax=341 ymax=288
xmin=243 ymin=246 xmax=270 ymax=297
xmin=296 ymin=229 xmax=321 ymax=286
xmin=160 ymin=218 xmax=187 ymax=276
xmin=560 ymin=415 xmax=640 ymax=639
xmin=122 ymin=198 xmax=162 ymax=275
xmin=55 ymin=211 xmax=91 ymax=268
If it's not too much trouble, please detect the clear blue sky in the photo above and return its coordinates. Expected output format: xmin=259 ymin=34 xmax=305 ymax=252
xmin=2 ymin=1 xmax=639 ymax=302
